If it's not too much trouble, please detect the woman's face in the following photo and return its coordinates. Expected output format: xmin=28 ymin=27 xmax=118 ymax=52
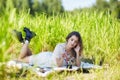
xmin=67 ymin=35 xmax=79 ymax=49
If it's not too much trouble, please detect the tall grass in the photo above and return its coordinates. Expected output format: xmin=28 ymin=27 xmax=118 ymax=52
xmin=0 ymin=9 xmax=120 ymax=79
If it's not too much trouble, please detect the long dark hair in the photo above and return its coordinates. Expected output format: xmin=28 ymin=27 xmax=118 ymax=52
xmin=66 ymin=31 xmax=83 ymax=58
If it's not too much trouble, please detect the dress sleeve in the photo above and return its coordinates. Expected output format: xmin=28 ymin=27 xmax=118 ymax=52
xmin=53 ymin=44 xmax=63 ymax=59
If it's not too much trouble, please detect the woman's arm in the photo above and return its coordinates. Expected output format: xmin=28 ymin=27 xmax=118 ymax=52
xmin=75 ymin=53 xmax=80 ymax=67
xmin=74 ymin=45 xmax=81 ymax=67
xmin=56 ymin=53 xmax=67 ymax=67
xmin=56 ymin=57 xmax=64 ymax=67
xmin=53 ymin=44 xmax=64 ymax=67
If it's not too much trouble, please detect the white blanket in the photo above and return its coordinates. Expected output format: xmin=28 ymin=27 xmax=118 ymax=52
xmin=7 ymin=60 xmax=102 ymax=77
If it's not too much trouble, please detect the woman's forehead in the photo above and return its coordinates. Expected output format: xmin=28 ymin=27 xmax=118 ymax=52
xmin=69 ymin=35 xmax=79 ymax=40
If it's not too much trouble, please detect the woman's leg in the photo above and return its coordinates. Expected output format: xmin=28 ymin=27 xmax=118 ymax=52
xmin=13 ymin=27 xmax=36 ymax=63
xmin=18 ymin=42 xmax=32 ymax=63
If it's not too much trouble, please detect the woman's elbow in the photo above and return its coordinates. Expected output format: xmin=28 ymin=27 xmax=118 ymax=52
xmin=76 ymin=63 xmax=80 ymax=67
xmin=57 ymin=63 xmax=62 ymax=67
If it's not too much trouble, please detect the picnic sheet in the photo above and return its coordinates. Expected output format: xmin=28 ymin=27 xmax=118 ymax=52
xmin=7 ymin=60 xmax=102 ymax=77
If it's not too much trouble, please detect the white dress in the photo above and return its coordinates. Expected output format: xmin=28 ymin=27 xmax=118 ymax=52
xmin=29 ymin=43 xmax=78 ymax=68
xmin=29 ymin=52 xmax=56 ymax=68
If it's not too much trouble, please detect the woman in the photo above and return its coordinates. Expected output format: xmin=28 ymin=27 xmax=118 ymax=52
xmin=14 ymin=27 xmax=83 ymax=68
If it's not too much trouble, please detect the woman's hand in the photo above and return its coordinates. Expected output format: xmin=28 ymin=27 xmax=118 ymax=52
xmin=74 ymin=44 xmax=81 ymax=67
xmin=74 ymin=44 xmax=80 ymax=55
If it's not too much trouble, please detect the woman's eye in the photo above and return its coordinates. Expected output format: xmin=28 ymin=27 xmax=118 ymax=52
xmin=71 ymin=39 xmax=74 ymax=41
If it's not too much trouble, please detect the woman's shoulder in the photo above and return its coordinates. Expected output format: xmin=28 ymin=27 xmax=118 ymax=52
xmin=56 ymin=43 xmax=66 ymax=47
xmin=53 ymin=43 xmax=66 ymax=54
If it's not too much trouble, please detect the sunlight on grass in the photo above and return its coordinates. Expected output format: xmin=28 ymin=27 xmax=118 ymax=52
xmin=0 ymin=10 xmax=120 ymax=80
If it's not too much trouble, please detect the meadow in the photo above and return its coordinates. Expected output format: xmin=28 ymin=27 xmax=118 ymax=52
xmin=0 ymin=9 xmax=120 ymax=80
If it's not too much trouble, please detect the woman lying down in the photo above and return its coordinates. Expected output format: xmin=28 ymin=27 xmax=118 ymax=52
xmin=8 ymin=27 xmax=83 ymax=69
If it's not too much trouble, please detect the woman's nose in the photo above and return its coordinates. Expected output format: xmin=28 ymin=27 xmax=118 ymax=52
xmin=71 ymin=41 xmax=75 ymax=44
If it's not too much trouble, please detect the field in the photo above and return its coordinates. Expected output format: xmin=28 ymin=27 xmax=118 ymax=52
xmin=0 ymin=9 xmax=120 ymax=80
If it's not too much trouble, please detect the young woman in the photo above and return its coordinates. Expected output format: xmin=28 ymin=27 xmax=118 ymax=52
xmin=14 ymin=27 xmax=83 ymax=68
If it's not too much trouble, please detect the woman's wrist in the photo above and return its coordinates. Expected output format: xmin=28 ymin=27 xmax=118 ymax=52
xmin=76 ymin=52 xmax=80 ymax=57
xmin=76 ymin=53 xmax=80 ymax=66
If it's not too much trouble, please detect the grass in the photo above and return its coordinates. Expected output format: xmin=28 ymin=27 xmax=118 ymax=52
xmin=0 ymin=9 xmax=120 ymax=80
